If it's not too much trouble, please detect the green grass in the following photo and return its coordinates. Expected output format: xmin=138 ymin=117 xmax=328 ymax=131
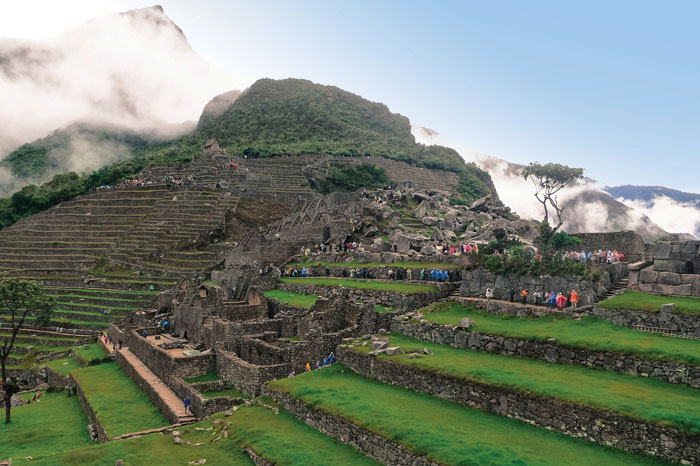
xmin=185 ymin=370 xmax=220 ymax=383
xmin=47 ymin=287 xmax=160 ymax=296
xmin=264 ymin=289 xmax=318 ymax=308
xmin=351 ymin=334 xmax=700 ymax=433
xmin=270 ymin=365 xmax=667 ymax=466
xmin=600 ymin=290 xmax=700 ymax=315
xmin=374 ymin=304 xmax=396 ymax=313
xmin=0 ymin=391 xmax=92 ymax=460
xmin=54 ymin=294 xmax=152 ymax=302
xmin=27 ymin=404 xmax=378 ymax=465
xmin=279 ymin=277 xmax=438 ymax=294
xmin=71 ymin=362 xmax=169 ymax=437
xmin=421 ymin=302 xmax=700 ymax=366
xmin=42 ymin=356 xmax=81 ymax=376
xmin=73 ymin=342 xmax=108 ymax=362
xmin=201 ymin=387 xmax=248 ymax=399
xmin=287 ymin=260 xmax=460 ymax=269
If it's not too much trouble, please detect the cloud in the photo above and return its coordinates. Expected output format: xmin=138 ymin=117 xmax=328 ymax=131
xmin=410 ymin=125 xmax=676 ymax=240
xmin=616 ymin=195 xmax=700 ymax=238
xmin=0 ymin=6 xmax=242 ymax=178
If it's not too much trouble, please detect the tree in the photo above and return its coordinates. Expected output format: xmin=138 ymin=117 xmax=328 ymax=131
xmin=0 ymin=279 xmax=55 ymax=424
xmin=521 ymin=162 xmax=584 ymax=231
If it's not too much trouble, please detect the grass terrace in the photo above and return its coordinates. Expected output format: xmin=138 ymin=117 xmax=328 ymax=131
xmin=279 ymin=277 xmax=438 ymax=294
xmin=286 ymin=260 xmax=460 ymax=269
xmin=184 ymin=370 xmax=220 ymax=383
xmin=26 ymin=404 xmax=378 ymax=465
xmin=264 ymin=289 xmax=318 ymax=308
xmin=351 ymin=334 xmax=700 ymax=433
xmin=201 ymin=387 xmax=248 ymax=399
xmin=42 ymin=356 xmax=81 ymax=376
xmin=0 ymin=391 xmax=92 ymax=460
xmin=600 ymin=290 xmax=700 ymax=315
xmin=71 ymin=362 xmax=169 ymax=437
xmin=374 ymin=304 xmax=396 ymax=313
xmin=270 ymin=365 xmax=668 ymax=466
xmin=421 ymin=302 xmax=700 ymax=365
xmin=73 ymin=342 xmax=108 ymax=363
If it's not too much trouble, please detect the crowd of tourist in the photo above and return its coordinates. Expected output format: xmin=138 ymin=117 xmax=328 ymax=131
xmin=288 ymin=352 xmax=337 ymax=378
xmin=562 ymin=249 xmax=625 ymax=264
xmin=492 ymin=288 xmax=580 ymax=311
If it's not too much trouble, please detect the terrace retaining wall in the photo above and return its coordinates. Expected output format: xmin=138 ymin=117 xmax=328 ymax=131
xmin=337 ymin=347 xmax=700 ymax=465
xmin=70 ymin=373 xmax=109 ymax=442
xmin=391 ymin=316 xmax=700 ymax=389
xmin=278 ymin=282 xmax=450 ymax=310
xmin=216 ymin=349 xmax=288 ymax=397
xmin=593 ymin=307 xmax=700 ymax=337
xmin=263 ymin=386 xmax=438 ymax=466
xmin=169 ymin=376 xmax=243 ymax=419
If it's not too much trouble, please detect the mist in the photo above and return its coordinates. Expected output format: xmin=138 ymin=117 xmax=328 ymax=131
xmin=411 ymin=125 xmax=696 ymax=239
xmin=0 ymin=6 xmax=239 ymax=191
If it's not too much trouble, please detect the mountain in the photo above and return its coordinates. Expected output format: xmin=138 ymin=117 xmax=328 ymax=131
xmin=0 ymin=5 xmax=232 ymax=191
xmin=605 ymin=185 xmax=700 ymax=206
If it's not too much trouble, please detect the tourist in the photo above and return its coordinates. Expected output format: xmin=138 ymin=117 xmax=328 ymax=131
xmin=184 ymin=397 xmax=191 ymax=415
xmin=544 ymin=292 xmax=551 ymax=308
xmin=533 ymin=290 xmax=542 ymax=306
xmin=570 ymin=290 xmax=579 ymax=310
xmin=521 ymin=289 xmax=528 ymax=305
xmin=142 ymin=329 xmax=148 ymax=338
xmin=556 ymin=293 xmax=567 ymax=311
xmin=316 ymin=360 xmax=321 ymax=369
xmin=485 ymin=288 xmax=494 ymax=301
xmin=509 ymin=289 xmax=515 ymax=303
xmin=305 ymin=362 xmax=311 ymax=371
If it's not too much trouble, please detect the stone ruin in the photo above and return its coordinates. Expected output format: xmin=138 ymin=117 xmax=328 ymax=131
xmin=630 ymin=239 xmax=700 ymax=296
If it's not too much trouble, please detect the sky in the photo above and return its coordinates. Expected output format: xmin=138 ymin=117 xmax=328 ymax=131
xmin=1 ymin=0 xmax=698 ymax=192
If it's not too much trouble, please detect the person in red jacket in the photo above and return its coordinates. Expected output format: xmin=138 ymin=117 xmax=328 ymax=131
xmin=556 ymin=293 xmax=567 ymax=311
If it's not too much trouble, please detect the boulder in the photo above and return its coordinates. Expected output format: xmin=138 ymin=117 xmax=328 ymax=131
xmin=384 ymin=347 xmax=402 ymax=355
xmin=470 ymin=194 xmax=493 ymax=213
xmin=413 ymin=200 xmax=431 ymax=218
xmin=458 ymin=318 xmax=475 ymax=328
xmin=420 ymin=245 xmax=436 ymax=255
xmin=444 ymin=209 xmax=458 ymax=223
xmin=659 ymin=303 xmax=677 ymax=313
xmin=370 ymin=339 xmax=389 ymax=351
xmin=422 ymin=217 xmax=438 ymax=226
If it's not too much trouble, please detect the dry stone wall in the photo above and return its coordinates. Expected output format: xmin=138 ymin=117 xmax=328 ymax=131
xmin=574 ymin=231 xmax=648 ymax=262
xmin=391 ymin=316 xmax=700 ymax=388
xmin=337 ymin=346 xmax=700 ymax=464
xmin=592 ymin=306 xmax=700 ymax=337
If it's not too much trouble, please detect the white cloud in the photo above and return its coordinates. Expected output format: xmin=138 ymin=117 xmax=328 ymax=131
xmin=617 ymin=195 xmax=700 ymax=238
xmin=0 ymin=5 xmax=242 ymax=165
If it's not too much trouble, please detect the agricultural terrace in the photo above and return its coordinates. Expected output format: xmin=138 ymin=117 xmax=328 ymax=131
xmin=350 ymin=334 xmax=700 ymax=433
xmin=0 ymin=391 xmax=92 ymax=460
xmin=270 ymin=365 xmax=668 ymax=466
xmin=25 ymin=405 xmax=378 ymax=466
xmin=421 ymin=303 xmax=700 ymax=365
xmin=286 ymin=260 xmax=460 ymax=269
xmin=279 ymin=277 xmax=438 ymax=294
xmin=600 ymin=290 xmax=700 ymax=315
xmin=264 ymin=289 xmax=318 ymax=308
xmin=71 ymin=362 xmax=169 ymax=437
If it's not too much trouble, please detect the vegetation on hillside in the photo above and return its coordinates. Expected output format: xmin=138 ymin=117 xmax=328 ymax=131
xmin=1 ymin=78 xmax=497 ymax=230
xmin=319 ymin=163 xmax=389 ymax=193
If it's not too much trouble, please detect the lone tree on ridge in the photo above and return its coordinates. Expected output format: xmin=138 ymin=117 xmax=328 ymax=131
xmin=0 ymin=278 xmax=55 ymax=424
xmin=521 ymin=162 xmax=584 ymax=232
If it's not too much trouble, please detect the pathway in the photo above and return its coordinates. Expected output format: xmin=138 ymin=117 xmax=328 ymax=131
xmin=117 ymin=347 xmax=196 ymax=424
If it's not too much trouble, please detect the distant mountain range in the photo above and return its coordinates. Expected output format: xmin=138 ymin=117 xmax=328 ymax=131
xmin=604 ymin=185 xmax=700 ymax=206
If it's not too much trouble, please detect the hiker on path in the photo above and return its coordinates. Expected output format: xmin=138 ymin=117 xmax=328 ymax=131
xmin=184 ymin=397 xmax=191 ymax=415
xmin=521 ymin=289 xmax=528 ymax=305
xmin=485 ymin=288 xmax=494 ymax=300
xmin=570 ymin=290 xmax=579 ymax=310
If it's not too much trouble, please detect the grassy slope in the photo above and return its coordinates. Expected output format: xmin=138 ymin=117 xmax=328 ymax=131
xmin=270 ymin=365 xmax=667 ymax=466
xmin=600 ymin=290 xmax=700 ymax=315
xmin=279 ymin=277 xmax=437 ymax=294
xmin=353 ymin=334 xmax=700 ymax=433
xmin=0 ymin=391 xmax=92 ymax=460
xmin=71 ymin=362 xmax=169 ymax=437
xmin=27 ymin=405 xmax=378 ymax=466
xmin=422 ymin=303 xmax=700 ymax=365
xmin=264 ymin=289 xmax=318 ymax=308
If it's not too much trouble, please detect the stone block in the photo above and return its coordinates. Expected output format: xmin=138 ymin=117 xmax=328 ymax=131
xmin=639 ymin=268 xmax=658 ymax=283
xmin=422 ymin=216 xmax=438 ymax=226
xmin=413 ymin=200 xmax=430 ymax=218
xmin=658 ymin=272 xmax=682 ymax=286
xmin=653 ymin=284 xmax=674 ymax=295
xmin=628 ymin=270 xmax=639 ymax=286
xmin=673 ymin=284 xmax=693 ymax=296
xmin=653 ymin=260 xmax=672 ymax=272
xmin=654 ymin=242 xmax=672 ymax=260
xmin=681 ymin=274 xmax=697 ymax=284
xmin=681 ymin=244 xmax=699 ymax=254
xmin=458 ymin=318 xmax=475 ymax=329
xmin=659 ymin=303 xmax=677 ymax=313
xmin=384 ymin=347 xmax=402 ymax=355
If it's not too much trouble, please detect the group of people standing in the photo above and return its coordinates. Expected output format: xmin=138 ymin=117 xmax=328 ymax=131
xmin=562 ymin=249 xmax=625 ymax=264
xmin=486 ymin=288 xmax=580 ymax=310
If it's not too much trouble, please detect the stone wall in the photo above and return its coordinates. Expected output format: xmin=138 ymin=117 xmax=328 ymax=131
xmin=460 ymin=264 xmax=625 ymax=306
xmin=633 ymin=266 xmax=700 ymax=297
xmin=169 ymin=376 xmax=243 ymax=419
xmin=391 ymin=316 xmax=700 ymax=389
xmin=652 ymin=240 xmax=700 ymax=274
xmin=216 ymin=349 xmax=288 ymax=397
xmin=71 ymin=373 xmax=109 ymax=442
xmin=278 ymin=282 xmax=451 ymax=310
xmin=575 ymin=231 xmax=648 ymax=262
xmin=337 ymin=346 xmax=700 ymax=464
xmin=263 ymin=386 xmax=437 ymax=466
xmin=592 ymin=306 xmax=700 ymax=337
